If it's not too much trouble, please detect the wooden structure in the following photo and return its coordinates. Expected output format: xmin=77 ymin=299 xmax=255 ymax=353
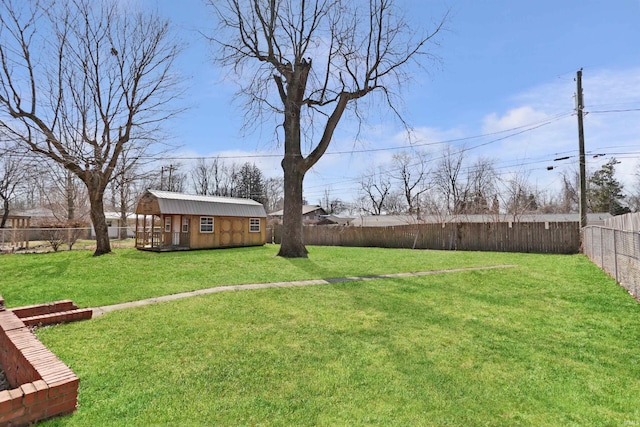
xmin=135 ymin=190 xmax=267 ymax=251
xmin=269 ymin=221 xmax=582 ymax=254
xmin=0 ymin=214 xmax=31 ymax=249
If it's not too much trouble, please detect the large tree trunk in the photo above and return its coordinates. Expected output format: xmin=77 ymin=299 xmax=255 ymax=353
xmin=88 ymin=187 xmax=112 ymax=256
xmin=277 ymin=156 xmax=308 ymax=258
xmin=275 ymin=61 xmax=312 ymax=258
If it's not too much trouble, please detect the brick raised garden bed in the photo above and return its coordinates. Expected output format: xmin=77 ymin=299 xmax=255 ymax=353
xmin=0 ymin=295 xmax=91 ymax=426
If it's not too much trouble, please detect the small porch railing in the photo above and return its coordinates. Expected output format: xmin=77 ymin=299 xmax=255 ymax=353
xmin=135 ymin=230 xmax=190 ymax=250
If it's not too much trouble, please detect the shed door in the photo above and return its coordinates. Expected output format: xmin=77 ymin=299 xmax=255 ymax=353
xmin=172 ymin=216 xmax=181 ymax=245
xmin=220 ymin=218 xmax=244 ymax=246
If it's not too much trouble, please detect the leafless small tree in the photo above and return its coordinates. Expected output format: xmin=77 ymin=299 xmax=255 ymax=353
xmin=264 ymin=177 xmax=285 ymax=213
xmin=384 ymin=190 xmax=407 ymax=214
xmin=360 ymin=167 xmax=392 ymax=215
xmin=0 ymin=0 xmax=183 ymax=255
xmin=108 ymin=147 xmax=147 ymax=239
xmin=207 ymin=0 xmax=447 ymax=257
xmin=500 ymin=170 xmax=539 ymax=221
xmin=432 ymin=145 xmax=468 ymax=215
xmin=466 ymin=157 xmax=497 ymax=214
xmin=190 ymin=158 xmax=221 ymax=196
xmin=0 ymin=147 xmax=26 ymax=227
xmin=38 ymin=161 xmax=88 ymax=222
xmin=389 ymin=151 xmax=430 ymax=214
xmin=558 ymin=169 xmax=580 ymax=213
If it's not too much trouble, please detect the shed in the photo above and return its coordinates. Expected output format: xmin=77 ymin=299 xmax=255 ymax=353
xmin=134 ymin=189 xmax=267 ymax=251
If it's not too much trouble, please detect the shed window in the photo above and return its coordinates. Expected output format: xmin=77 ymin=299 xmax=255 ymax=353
xmin=182 ymin=217 xmax=189 ymax=233
xmin=164 ymin=217 xmax=171 ymax=232
xmin=200 ymin=217 xmax=214 ymax=233
xmin=249 ymin=218 xmax=261 ymax=233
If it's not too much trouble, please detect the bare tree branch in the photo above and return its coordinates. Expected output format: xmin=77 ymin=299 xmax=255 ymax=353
xmin=207 ymin=0 xmax=447 ymax=257
xmin=0 ymin=0 xmax=184 ymax=255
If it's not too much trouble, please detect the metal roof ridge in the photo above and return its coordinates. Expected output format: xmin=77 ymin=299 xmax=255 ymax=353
xmin=147 ymin=189 xmax=262 ymax=205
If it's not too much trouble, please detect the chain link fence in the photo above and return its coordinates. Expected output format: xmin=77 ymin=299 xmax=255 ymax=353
xmin=1 ymin=227 xmax=135 ymax=253
xmin=583 ymin=225 xmax=640 ymax=299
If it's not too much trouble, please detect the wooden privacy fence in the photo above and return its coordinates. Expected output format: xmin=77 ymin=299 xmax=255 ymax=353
xmin=269 ymin=222 xmax=581 ymax=254
xmin=603 ymin=212 xmax=640 ymax=232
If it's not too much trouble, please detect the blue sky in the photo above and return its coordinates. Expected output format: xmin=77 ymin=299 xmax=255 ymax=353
xmin=146 ymin=0 xmax=640 ymax=204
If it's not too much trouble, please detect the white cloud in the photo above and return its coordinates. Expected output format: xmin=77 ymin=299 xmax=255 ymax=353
xmin=482 ymin=106 xmax=551 ymax=134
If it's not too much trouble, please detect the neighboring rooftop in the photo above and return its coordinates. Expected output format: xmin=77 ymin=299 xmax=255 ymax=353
xmin=269 ymin=205 xmax=326 ymax=217
xmin=349 ymin=213 xmax=612 ymax=227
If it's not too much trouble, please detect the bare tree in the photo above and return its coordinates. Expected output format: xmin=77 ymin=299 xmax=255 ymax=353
xmin=466 ymin=157 xmax=497 ymax=214
xmin=432 ymin=145 xmax=468 ymax=215
xmin=42 ymin=162 xmax=88 ymax=222
xmin=0 ymin=0 xmax=183 ymax=255
xmin=500 ymin=170 xmax=539 ymax=220
xmin=359 ymin=168 xmax=392 ymax=215
xmin=264 ymin=176 xmax=284 ymax=213
xmin=218 ymin=162 xmax=240 ymax=197
xmin=190 ymin=157 xmax=225 ymax=196
xmin=389 ymin=151 xmax=430 ymax=214
xmin=384 ymin=190 xmax=407 ymax=214
xmin=108 ymin=147 xmax=146 ymax=239
xmin=207 ymin=0 xmax=447 ymax=257
xmin=0 ymin=148 xmax=25 ymax=227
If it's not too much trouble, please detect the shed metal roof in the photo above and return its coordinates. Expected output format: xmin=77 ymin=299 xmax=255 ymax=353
xmin=144 ymin=190 xmax=267 ymax=218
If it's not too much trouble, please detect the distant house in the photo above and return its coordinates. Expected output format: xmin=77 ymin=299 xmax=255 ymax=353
xmin=269 ymin=205 xmax=327 ymax=223
xmin=134 ymin=189 xmax=267 ymax=251
xmin=317 ymin=214 xmax=355 ymax=226
xmin=90 ymin=212 xmax=136 ymax=239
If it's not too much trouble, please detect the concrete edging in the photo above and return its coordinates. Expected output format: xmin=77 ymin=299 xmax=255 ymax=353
xmin=92 ymin=264 xmax=517 ymax=317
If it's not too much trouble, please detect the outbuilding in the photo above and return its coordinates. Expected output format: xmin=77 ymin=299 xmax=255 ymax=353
xmin=134 ymin=189 xmax=267 ymax=251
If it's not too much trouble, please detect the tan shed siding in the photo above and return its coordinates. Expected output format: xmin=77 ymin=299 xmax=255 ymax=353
xmin=136 ymin=193 xmax=161 ymax=215
xmin=247 ymin=217 xmax=266 ymax=245
xmin=190 ymin=215 xmax=217 ymax=249
xmin=187 ymin=216 xmax=266 ymax=249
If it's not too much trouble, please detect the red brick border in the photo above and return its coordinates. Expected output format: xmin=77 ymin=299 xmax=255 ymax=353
xmin=0 ymin=297 xmax=85 ymax=426
xmin=10 ymin=300 xmax=92 ymax=328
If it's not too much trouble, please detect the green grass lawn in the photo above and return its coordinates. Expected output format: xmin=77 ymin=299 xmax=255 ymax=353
xmin=2 ymin=246 xmax=640 ymax=425
xmin=2 ymin=245 xmax=524 ymax=308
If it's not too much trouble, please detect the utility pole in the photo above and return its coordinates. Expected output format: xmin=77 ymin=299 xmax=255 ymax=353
xmin=167 ymin=164 xmax=174 ymax=191
xmin=576 ymin=69 xmax=587 ymax=229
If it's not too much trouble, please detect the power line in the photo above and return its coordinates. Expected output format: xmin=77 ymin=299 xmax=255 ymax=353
xmin=588 ymin=108 xmax=640 ymax=114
